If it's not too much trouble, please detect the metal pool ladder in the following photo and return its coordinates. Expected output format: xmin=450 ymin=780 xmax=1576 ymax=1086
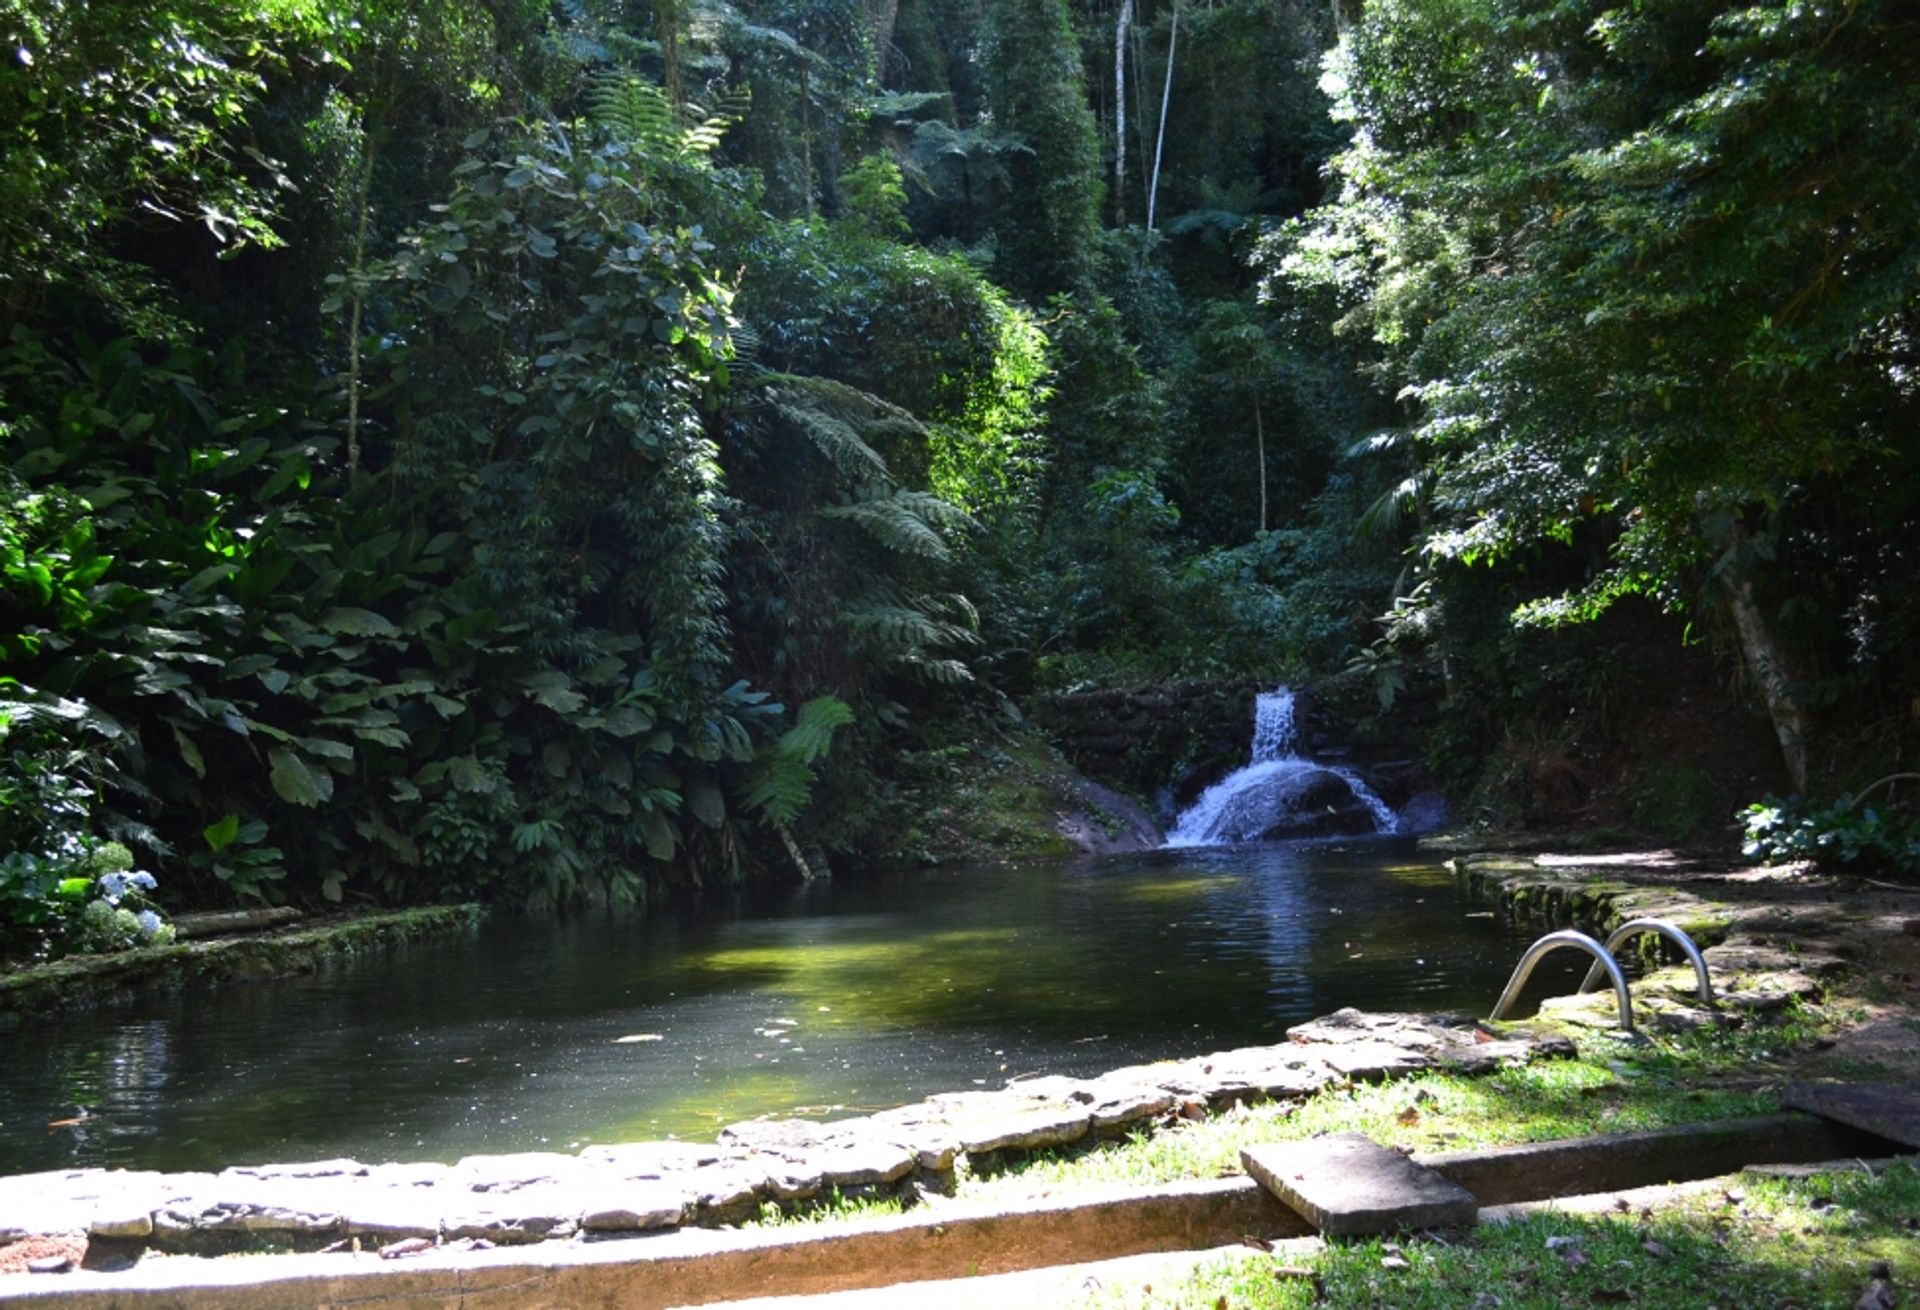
xmin=1488 ymin=919 xmax=1713 ymax=1034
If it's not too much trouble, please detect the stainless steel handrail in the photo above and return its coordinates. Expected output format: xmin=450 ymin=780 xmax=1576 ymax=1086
xmin=1489 ymin=929 xmax=1633 ymax=1031
xmin=1578 ymin=918 xmax=1713 ymax=1005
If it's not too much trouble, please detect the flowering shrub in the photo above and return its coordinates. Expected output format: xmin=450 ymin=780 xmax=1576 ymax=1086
xmin=0 ymin=839 xmax=174 ymax=962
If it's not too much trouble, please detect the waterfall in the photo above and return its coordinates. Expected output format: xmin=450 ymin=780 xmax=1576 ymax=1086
xmin=1164 ymin=688 xmax=1398 ymax=847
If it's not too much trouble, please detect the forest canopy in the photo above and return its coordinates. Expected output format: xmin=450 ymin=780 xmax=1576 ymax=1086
xmin=4 ymin=0 xmax=1917 ymax=952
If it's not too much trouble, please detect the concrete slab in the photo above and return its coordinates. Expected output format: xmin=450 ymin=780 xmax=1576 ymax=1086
xmin=1242 ymin=1134 xmax=1477 ymax=1236
xmin=667 ymin=1240 xmax=1314 ymax=1309
xmin=1419 ymin=1111 xmax=1879 ymax=1205
xmin=1782 ymin=1082 xmax=1920 ymax=1150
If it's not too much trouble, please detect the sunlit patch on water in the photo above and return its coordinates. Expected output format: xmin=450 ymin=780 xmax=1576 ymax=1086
xmin=1114 ymin=875 xmax=1246 ymax=903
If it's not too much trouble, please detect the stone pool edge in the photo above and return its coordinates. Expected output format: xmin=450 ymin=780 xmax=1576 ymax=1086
xmin=1 ymin=1117 xmax=1901 ymax=1310
xmin=0 ymin=1009 xmax=1572 ymax=1268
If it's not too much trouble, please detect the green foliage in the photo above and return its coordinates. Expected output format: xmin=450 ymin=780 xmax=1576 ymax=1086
xmin=739 ymin=695 xmax=854 ymax=825
xmin=1272 ymin=0 xmax=1920 ymax=772
xmin=983 ymin=0 xmax=1104 ymax=299
xmin=0 ymin=0 xmax=303 ymax=333
xmin=1742 ymin=795 xmax=1920 ymax=879
xmin=1629 ymin=763 xmax=1723 ymax=844
xmin=835 ymin=155 xmax=910 ymax=238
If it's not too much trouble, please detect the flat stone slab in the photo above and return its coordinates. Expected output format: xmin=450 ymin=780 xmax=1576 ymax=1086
xmin=1243 ymin=1134 xmax=1478 ymax=1236
xmin=1782 ymin=1082 xmax=1920 ymax=1149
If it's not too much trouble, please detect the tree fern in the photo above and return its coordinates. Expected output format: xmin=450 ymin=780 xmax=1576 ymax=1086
xmin=840 ymin=590 xmax=980 ymax=685
xmin=778 ymin=695 xmax=854 ymax=764
xmin=819 ymin=492 xmax=952 ymax=560
xmin=737 ymin=695 xmax=853 ymax=825
xmin=589 ymin=74 xmax=679 ymax=153
xmin=765 ymin=380 xmax=897 ymax=483
xmin=588 ymin=73 xmax=746 ymax=160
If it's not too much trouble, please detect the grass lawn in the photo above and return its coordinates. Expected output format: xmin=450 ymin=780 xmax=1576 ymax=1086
xmin=1083 ymin=1160 xmax=1920 ymax=1308
xmin=957 ymin=1000 xmax=1840 ymax=1205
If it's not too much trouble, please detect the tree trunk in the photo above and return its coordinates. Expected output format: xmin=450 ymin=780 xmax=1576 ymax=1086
xmin=800 ymin=67 xmax=816 ymax=216
xmin=1114 ymin=0 xmax=1132 ymax=227
xmin=659 ymin=0 xmax=682 ymax=105
xmin=1252 ymin=390 xmax=1267 ymax=535
xmin=1722 ymin=560 xmax=1811 ymax=794
xmin=778 ymin=824 xmax=815 ymax=882
xmin=1146 ymin=0 xmax=1179 ymax=231
xmin=344 ymin=99 xmax=385 ymax=495
xmin=868 ymin=0 xmax=901 ymax=82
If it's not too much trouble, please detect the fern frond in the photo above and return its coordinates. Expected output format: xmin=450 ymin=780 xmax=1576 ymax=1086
xmin=590 ymin=73 xmax=678 ymax=151
xmin=900 ymin=657 xmax=973 ymax=685
xmin=776 ymin=695 xmax=854 ymax=765
xmin=682 ymin=86 xmax=750 ymax=155
xmin=768 ymin=387 xmax=893 ymax=482
xmin=841 ymin=601 xmax=949 ymax=649
xmin=865 ymin=90 xmax=953 ymax=120
xmin=886 ymin=490 xmax=976 ymax=535
xmin=738 ymin=755 xmax=811 ymax=826
xmin=819 ymin=493 xmax=951 ymax=560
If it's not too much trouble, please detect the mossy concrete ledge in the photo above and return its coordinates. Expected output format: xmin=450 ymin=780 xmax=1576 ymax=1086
xmin=1439 ymin=848 xmax=1852 ymax=1031
xmin=0 ymin=905 xmax=485 ymax=1022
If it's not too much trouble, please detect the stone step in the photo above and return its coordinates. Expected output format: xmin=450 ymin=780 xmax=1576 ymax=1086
xmin=1242 ymin=1134 xmax=1478 ymax=1237
xmin=1782 ymin=1082 xmax=1920 ymax=1150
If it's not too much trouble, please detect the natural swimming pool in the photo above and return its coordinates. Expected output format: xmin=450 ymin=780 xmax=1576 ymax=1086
xmin=0 ymin=842 xmax=1580 ymax=1175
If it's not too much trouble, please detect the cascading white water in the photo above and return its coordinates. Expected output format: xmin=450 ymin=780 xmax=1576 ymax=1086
xmin=1164 ymin=688 xmax=1398 ymax=847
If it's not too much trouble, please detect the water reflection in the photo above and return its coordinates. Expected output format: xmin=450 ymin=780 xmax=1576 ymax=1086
xmin=0 ymin=844 xmax=1578 ymax=1174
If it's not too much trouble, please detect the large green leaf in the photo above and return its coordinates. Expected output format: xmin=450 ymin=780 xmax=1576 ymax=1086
xmin=319 ymin=607 xmax=399 ymax=638
xmin=268 ymin=749 xmax=334 ymax=806
xmin=521 ymin=670 xmax=586 ymax=713
xmin=446 ymin=755 xmax=495 ymax=793
xmin=203 ymin=813 xmax=240 ymax=852
xmin=172 ymin=723 xmax=205 ymax=779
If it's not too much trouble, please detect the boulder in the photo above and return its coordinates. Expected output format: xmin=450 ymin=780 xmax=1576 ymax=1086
xmin=1255 ymin=771 xmax=1380 ymax=839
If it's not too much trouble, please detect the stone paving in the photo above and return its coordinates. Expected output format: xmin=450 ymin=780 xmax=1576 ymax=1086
xmin=0 ymin=1009 xmax=1566 ymax=1263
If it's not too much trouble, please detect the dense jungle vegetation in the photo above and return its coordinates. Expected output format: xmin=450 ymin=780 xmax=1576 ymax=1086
xmin=3 ymin=0 xmax=1917 ymax=956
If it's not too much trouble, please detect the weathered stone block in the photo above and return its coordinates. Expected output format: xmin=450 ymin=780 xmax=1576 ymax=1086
xmin=925 ymin=1088 xmax=1093 ymax=1154
xmin=1316 ymin=1041 xmax=1433 ymax=1082
xmin=578 ymin=1182 xmax=685 ymax=1232
xmin=1783 ymin=1082 xmax=1920 ymax=1150
xmin=682 ymin=1161 xmax=770 ymax=1222
xmin=364 ymin=1161 xmax=455 ymax=1189
xmin=582 ymin=1141 xmax=722 ymax=1179
xmin=441 ymin=1185 xmax=580 ymax=1245
xmin=1150 ymin=1048 xmax=1334 ymax=1105
xmin=1243 ymin=1134 xmax=1478 ymax=1236
xmin=456 ymin=1152 xmax=588 ymax=1194
xmin=86 ymin=1211 xmax=155 ymax=1240
xmin=223 ymin=1157 xmax=368 ymax=1181
xmin=863 ymin=1103 xmax=963 ymax=1173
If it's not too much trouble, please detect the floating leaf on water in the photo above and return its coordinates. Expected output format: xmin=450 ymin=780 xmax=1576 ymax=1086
xmin=615 ymin=1034 xmax=665 ymax=1044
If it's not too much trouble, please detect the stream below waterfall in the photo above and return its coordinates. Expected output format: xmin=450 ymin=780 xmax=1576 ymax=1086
xmin=0 ymin=844 xmax=1582 ymax=1176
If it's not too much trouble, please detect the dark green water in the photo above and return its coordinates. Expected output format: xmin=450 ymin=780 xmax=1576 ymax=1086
xmin=0 ymin=844 xmax=1576 ymax=1175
